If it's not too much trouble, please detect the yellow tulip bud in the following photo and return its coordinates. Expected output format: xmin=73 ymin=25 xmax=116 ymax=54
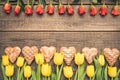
xmin=75 ymin=53 xmax=84 ymax=66
xmin=5 ymin=65 xmax=14 ymax=77
xmin=54 ymin=52 xmax=64 ymax=66
xmin=35 ymin=53 xmax=44 ymax=65
xmin=2 ymin=55 xmax=9 ymax=66
xmin=98 ymin=55 xmax=105 ymax=66
xmin=41 ymin=64 xmax=51 ymax=77
xmin=108 ymin=66 xmax=117 ymax=78
xmin=86 ymin=65 xmax=94 ymax=78
xmin=24 ymin=66 xmax=32 ymax=78
xmin=16 ymin=57 xmax=24 ymax=68
xmin=63 ymin=66 xmax=73 ymax=79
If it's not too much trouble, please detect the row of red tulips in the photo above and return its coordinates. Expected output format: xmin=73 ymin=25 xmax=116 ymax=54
xmin=3 ymin=2 xmax=120 ymax=16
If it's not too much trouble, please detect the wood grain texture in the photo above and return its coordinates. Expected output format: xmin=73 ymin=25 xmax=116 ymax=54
xmin=0 ymin=5 xmax=120 ymax=32
xmin=0 ymin=32 xmax=120 ymax=80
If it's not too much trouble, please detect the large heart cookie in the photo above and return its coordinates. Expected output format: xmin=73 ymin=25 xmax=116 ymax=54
xmin=82 ymin=47 xmax=98 ymax=64
xmin=60 ymin=47 xmax=76 ymax=65
xmin=5 ymin=46 xmax=21 ymax=63
xmin=104 ymin=48 xmax=120 ymax=66
xmin=22 ymin=46 xmax=38 ymax=65
xmin=40 ymin=46 xmax=56 ymax=63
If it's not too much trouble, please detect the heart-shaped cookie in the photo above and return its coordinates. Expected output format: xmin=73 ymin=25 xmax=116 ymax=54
xmin=22 ymin=46 xmax=38 ymax=65
xmin=40 ymin=46 xmax=56 ymax=63
xmin=5 ymin=46 xmax=21 ymax=63
xmin=82 ymin=47 xmax=98 ymax=64
xmin=60 ymin=47 xmax=76 ymax=65
xmin=104 ymin=48 xmax=120 ymax=66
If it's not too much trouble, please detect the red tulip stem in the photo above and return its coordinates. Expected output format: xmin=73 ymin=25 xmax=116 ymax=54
xmin=7 ymin=0 xmax=10 ymax=3
xmin=17 ymin=0 xmax=20 ymax=5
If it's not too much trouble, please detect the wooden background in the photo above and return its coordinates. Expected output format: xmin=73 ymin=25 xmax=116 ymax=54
xmin=0 ymin=0 xmax=120 ymax=79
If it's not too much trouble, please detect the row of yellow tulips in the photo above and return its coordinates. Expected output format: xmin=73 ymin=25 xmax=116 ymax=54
xmin=1 ymin=52 xmax=120 ymax=80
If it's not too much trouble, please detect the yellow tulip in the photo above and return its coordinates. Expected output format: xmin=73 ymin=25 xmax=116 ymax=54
xmin=35 ymin=53 xmax=44 ymax=65
xmin=75 ymin=53 xmax=84 ymax=66
xmin=16 ymin=57 xmax=24 ymax=68
xmin=63 ymin=66 xmax=73 ymax=79
xmin=86 ymin=65 xmax=94 ymax=78
xmin=108 ymin=66 xmax=117 ymax=78
xmin=41 ymin=64 xmax=51 ymax=77
xmin=24 ymin=66 xmax=32 ymax=79
xmin=5 ymin=65 xmax=14 ymax=77
xmin=98 ymin=55 xmax=105 ymax=66
xmin=54 ymin=52 xmax=64 ymax=66
xmin=2 ymin=55 xmax=9 ymax=66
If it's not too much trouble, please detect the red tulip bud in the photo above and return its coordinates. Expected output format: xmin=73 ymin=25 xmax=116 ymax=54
xmin=90 ymin=5 xmax=97 ymax=16
xmin=14 ymin=5 xmax=20 ymax=15
xmin=66 ymin=5 xmax=74 ymax=15
xmin=99 ymin=4 xmax=108 ymax=16
xmin=111 ymin=5 xmax=119 ymax=16
xmin=25 ymin=5 xmax=33 ymax=15
xmin=47 ymin=4 xmax=54 ymax=15
xmin=59 ymin=4 xmax=65 ymax=15
xmin=3 ymin=3 xmax=11 ymax=14
xmin=78 ymin=5 xmax=86 ymax=15
xmin=36 ymin=4 xmax=44 ymax=15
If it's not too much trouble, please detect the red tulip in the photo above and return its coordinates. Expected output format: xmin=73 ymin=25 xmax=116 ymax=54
xmin=59 ymin=4 xmax=65 ymax=15
xmin=36 ymin=4 xmax=44 ymax=15
xmin=99 ymin=4 xmax=108 ymax=16
xmin=3 ymin=3 xmax=11 ymax=14
xmin=66 ymin=5 xmax=74 ymax=15
xmin=47 ymin=4 xmax=54 ymax=15
xmin=78 ymin=5 xmax=86 ymax=15
xmin=14 ymin=5 xmax=20 ymax=15
xmin=111 ymin=5 xmax=119 ymax=16
xmin=25 ymin=5 xmax=33 ymax=15
xmin=89 ymin=5 xmax=97 ymax=16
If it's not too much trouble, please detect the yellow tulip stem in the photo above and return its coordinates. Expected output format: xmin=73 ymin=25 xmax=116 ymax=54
xmin=17 ymin=67 xmax=20 ymax=80
xmin=68 ymin=78 xmax=71 ymax=80
xmin=78 ymin=65 xmax=80 ymax=80
xmin=27 ymin=78 xmax=28 ymax=80
xmin=45 ymin=77 xmax=47 ymax=80
xmin=9 ymin=77 xmax=10 ymax=80
xmin=56 ymin=65 xmax=59 ymax=78
xmin=90 ymin=77 xmax=91 ymax=80
xmin=111 ymin=77 xmax=113 ymax=80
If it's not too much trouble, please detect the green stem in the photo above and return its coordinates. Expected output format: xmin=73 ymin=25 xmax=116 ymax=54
xmin=38 ymin=0 xmax=41 ymax=4
xmin=56 ymin=65 xmax=59 ymax=79
xmin=45 ymin=77 xmax=47 ymax=80
xmin=7 ymin=0 xmax=10 ymax=3
xmin=48 ymin=77 xmax=50 ymax=80
xmin=27 ymin=78 xmax=28 ymax=80
xmin=78 ymin=65 xmax=80 ymax=80
xmin=17 ymin=0 xmax=20 ymax=5
xmin=9 ymin=77 xmax=11 ymax=80
xmin=58 ymin=64 xmax=63 ymax=80
xmin=17 ymin=67 xmax=20 ymax=80
xmin=27 ymin=0 xmax=30 ymax=5
xmin=68 ymin=78 xmax=71 ymax=80
xmin=90 ymin=77 xmax=91 ymax=80
xmin=111 ymin=77 xmax=113 ymax=80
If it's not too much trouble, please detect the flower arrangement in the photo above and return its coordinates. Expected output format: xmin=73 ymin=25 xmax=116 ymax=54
xmin=1 ymin=46 xmax=120 ymax=80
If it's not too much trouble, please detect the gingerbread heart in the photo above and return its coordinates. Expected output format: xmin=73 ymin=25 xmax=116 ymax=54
xmin=60 ymin=47 xmax=76 ymax=65
xmin=5 ymin=46 xmax=21 ymax=63
xmin=40 ymin=46 xmax=56 ymax=63
xmin=82 ymin=47 xmax=98 ymax=64
xmin=22 ymin=46 xmax=38 ymax=65
xmin=104 ymin=48 xmax=120 ymax=66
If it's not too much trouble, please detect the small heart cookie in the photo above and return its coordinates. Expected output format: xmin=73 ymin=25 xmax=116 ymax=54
xmin=22 ymin=46 xmax=38 ymax=65
xmin=104 ymin=48 xmax=120 ymax=66
xmin=40 ymin=46 xmax=56 ymax=63
xmin=82 ymin=47 xmax=98 ymax=64
xmin=5 ymin=46 xmax=21 ymax=63
xmin=60 ymin=47 xmax=76 ymax=65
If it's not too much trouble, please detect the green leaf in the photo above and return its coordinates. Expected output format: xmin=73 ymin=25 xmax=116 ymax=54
xmin=94 ymin=58 xmax=101 ymax=69
xmin=73 ymin=0 xmax=80 ymax=3
xmin=32 ymin=70 xmax=37 ymax=80
xmin=51 ymin=73 xmax=57 ymax=80
xmin=41 ymin=0 xmax=46 ymax=8
xmin=1 ymin=64 xmax=8 ymax=80
xmin=81 ymin=73 xmax=86 ymax=80
xmin=19 ymin=0 xmax=25 ymax=11
xmin=96 ymin=68 xmax=102 ymax=80
xmin=79 ymin=64 xmax=85 ymax=80
xmin=104 ymin=65 xmax=108 ymax=80
xmin=53 ymin=0 xmax=58 ymax=2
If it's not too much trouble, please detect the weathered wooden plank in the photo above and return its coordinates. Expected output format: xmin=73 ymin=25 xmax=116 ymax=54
xmin=0 ymin=5 xmax=120 ymax=32
xmin=0 ymin=32 xmax=120 ymax=54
